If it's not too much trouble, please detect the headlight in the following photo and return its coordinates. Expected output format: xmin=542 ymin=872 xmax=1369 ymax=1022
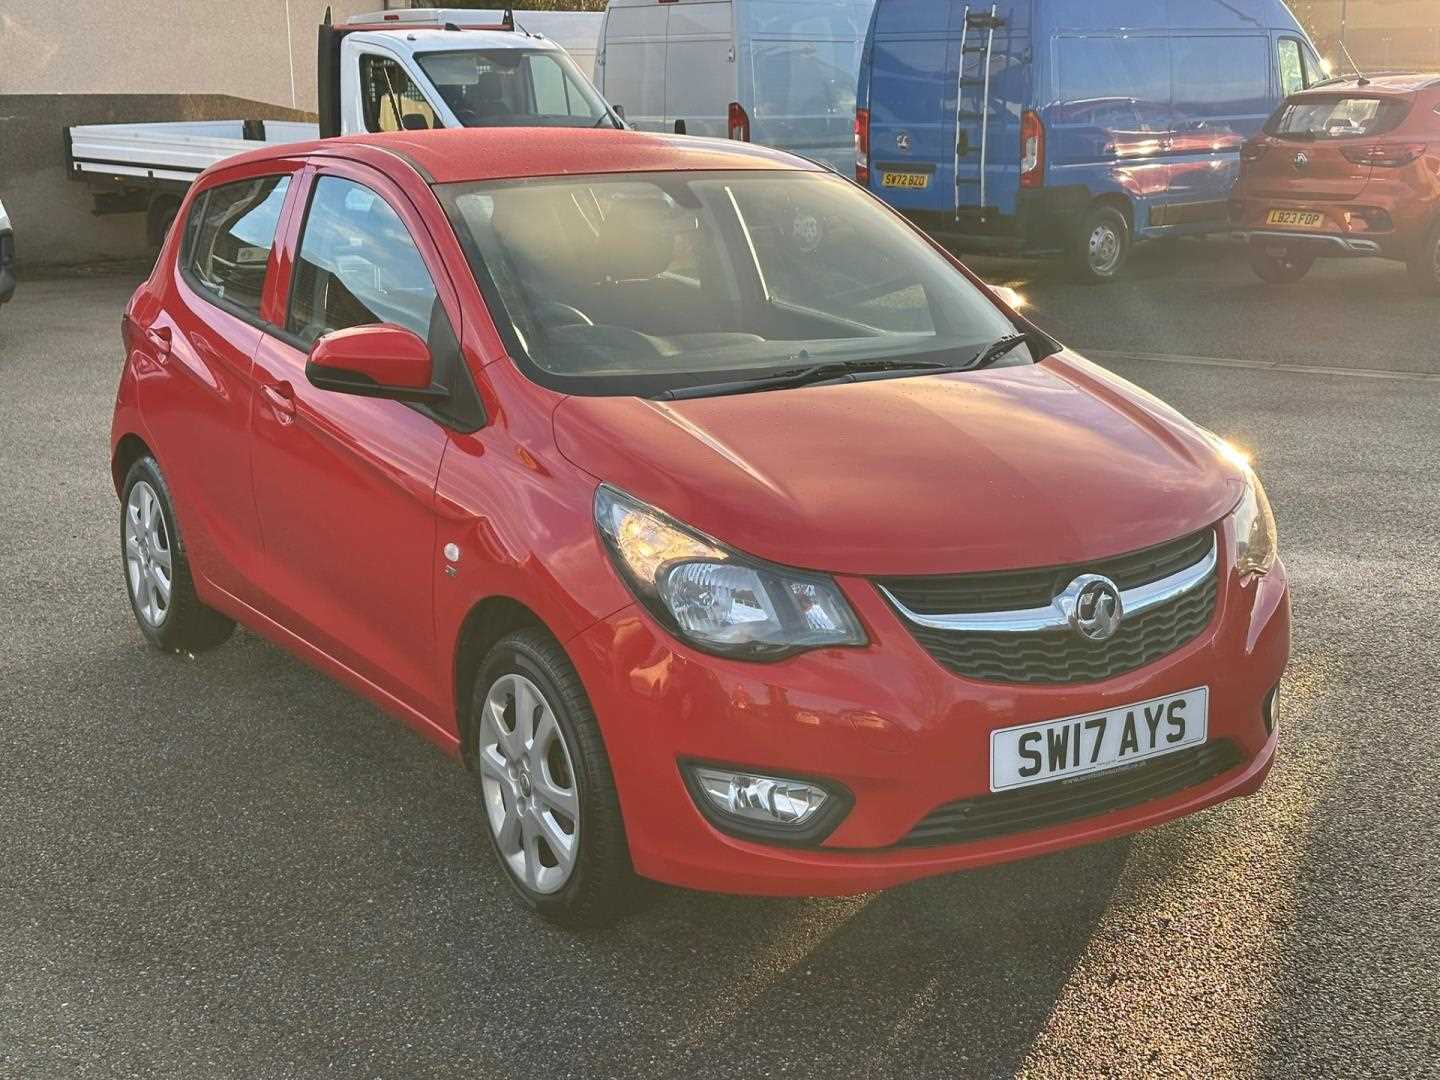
xmin=594 ymin=484 xmax=866 ymax=659
xmin=1233 ymin=471 xmax=1278 ymax=576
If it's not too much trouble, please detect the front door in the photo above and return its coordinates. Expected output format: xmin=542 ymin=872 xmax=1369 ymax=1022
xmin=249 ymin=164 xmax=455 ymax=712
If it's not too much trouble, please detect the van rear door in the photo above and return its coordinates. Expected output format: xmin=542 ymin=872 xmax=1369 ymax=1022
xmin=665 ymin=0 xmax=735 ymax=139
xmin=864 ymin=1 xmax=957 ymax=214
xmin=598 ymin=1 xmax=670 ymax=131
xmin=951 ymin=3 xmax=1031 ymax=220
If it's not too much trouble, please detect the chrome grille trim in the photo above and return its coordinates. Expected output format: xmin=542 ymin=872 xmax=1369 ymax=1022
xmin=880 ymin=534 xmax=1217 ymax=634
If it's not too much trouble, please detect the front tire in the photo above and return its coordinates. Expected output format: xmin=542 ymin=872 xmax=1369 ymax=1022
xmin=1407 ymin=222 xmax=1440 ymax=296
xmin=120 ymin=456 xmax=235 ymax=654
xmin=470 ymin=628 xmax=640 ymax=927
xmin=1249 ymin=246 xmax=1315 ymax=284
xmin=1069 ymin=205 xmax=1131 ymax=283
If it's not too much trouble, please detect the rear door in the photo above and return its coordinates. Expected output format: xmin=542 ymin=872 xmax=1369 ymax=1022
xmin=951 ymin=2 xmax=1031 ymax=217
xmin=599 ymin=1 xmax=670 ymax=130
xmin=142 ymin=164 xmax=299 ymax=603
xmin=665 ymin=0 xmax=734 ymax=138
xmin=864 ymin=0 xmax=954 ymax=213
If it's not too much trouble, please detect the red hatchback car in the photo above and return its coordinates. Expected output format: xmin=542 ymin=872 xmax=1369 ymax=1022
xmin=1234 ymin=74 xmax=1440 ymax=292
xmin=112 ymin=129 xmax=1289 ymax=925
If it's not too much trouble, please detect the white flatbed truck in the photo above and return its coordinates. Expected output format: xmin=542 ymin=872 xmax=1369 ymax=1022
xmin=65 ymin=7 xmax=614 ymax=245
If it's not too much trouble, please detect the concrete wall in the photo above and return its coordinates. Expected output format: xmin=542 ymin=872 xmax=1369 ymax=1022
xmin=0 ymin=1 xmax=378 ymax=267
xmin=0 ymin=0 xmax=380 ymax=111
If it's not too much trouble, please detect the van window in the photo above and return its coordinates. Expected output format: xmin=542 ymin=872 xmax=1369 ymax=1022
xmin=1172 ymin=37 xmax=1270 ymax=115
xmin=185 ymin=175 xmax=290 ymax=317
xmin=287 ymin=177 xmax=437 ymax=348
xmin=1277 ymin=39 xmax=1310 ymax=97
xmin=752 ymin=41 xmax=859 ymax=119
xmin=1056 ymin=36 xmax=1169 ymax=114
xmin=360 ymin=54 xmax=438 ymax=132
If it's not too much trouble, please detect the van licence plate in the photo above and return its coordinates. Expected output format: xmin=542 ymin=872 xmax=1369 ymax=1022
xmin=989 ymin=688 xmax=1209 ymax=793
xmin=883 ymin=172 xmax=931 ymax=189
xmin=1266 ymin=209 xmax=1324 ymax=228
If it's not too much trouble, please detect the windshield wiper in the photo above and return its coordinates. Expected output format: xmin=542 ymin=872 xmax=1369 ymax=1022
xmin=657 ymin=357 xmax=965 ymax=401
xmin=965 ymin=333 xmax=1031 ymax=371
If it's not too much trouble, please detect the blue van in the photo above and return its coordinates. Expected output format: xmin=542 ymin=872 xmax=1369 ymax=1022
xmin=856 ymin=0 xmax=1325 ymax=280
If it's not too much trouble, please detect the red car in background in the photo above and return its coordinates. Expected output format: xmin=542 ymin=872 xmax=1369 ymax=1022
xmin=1233 ymin=74 xmax=1440 ymax=292
xmin=111 ymin=128 xmax=1289 ymax=926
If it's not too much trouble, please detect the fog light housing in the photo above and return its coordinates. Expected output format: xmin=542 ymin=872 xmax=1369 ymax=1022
xmin=1264 ymin=684 xmax=1281 ymax=736
xmin=681 ymin=762 xmax=851 ymax=846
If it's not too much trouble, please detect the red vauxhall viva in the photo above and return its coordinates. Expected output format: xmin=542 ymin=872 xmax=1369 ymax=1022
xmin=112 ymin=129 xmax=1289 ymax=926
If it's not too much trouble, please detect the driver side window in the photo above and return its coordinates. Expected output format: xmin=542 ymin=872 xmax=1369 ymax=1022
xmin=286 ymin=177 xmax=438 ymax=348
xmin=360 ymin=54 xmax=438 ymax=132
xmin=1278 ymin=39 xmax=1310 ymax=98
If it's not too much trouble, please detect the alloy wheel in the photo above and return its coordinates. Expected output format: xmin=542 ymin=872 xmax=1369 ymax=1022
xmin=477 ymin=673 xmax=581 ymax=895
xmin=124 ymin=480 xmax=173 ymax=628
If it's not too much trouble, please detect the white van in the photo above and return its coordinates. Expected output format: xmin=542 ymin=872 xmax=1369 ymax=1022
xmin=596 ymin=0 xmax=876 ymax=172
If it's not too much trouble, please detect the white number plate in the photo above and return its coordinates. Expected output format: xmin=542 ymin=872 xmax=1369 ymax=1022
xmin=989 ymin=688 xmax=1209 ymax=793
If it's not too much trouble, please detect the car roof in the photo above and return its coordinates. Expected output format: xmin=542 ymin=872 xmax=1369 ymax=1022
xmin=216 ymin=128 xmax=824 ymax=185
xmin=1301 ymin=73 xmax=1440 ymax=96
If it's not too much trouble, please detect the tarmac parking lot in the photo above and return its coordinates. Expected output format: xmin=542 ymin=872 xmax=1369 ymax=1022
xmin=2 ymin=242 xmax=1438 ymax=1079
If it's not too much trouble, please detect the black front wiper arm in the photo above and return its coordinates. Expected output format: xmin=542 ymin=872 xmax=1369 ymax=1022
xmin=964 ymin=333 xmax=1031 ymax=371
xmin=659 ymin=357 xmax=966 ymax=401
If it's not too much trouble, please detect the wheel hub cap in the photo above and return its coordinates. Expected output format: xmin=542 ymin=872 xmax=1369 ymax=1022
xmin=477 ymin=672 xmax=581 ymax=895
xmin=124 ymin=480 xmax=173 ymax=628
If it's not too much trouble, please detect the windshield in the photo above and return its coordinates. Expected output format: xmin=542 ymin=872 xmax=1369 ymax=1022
xmin=439 ymin=170 xmax=1020 ymax=396
xmin=415 ymin=48 xmax=614 ymax=128
xmin=1266 ymin=95 xmax=1411 ymax=140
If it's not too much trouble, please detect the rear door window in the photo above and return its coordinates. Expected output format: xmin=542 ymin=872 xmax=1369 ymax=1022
xmin=184 ymin=175 xmax=291 ymax=317
xmin=286 ymin=176 xmax=438 ymax=348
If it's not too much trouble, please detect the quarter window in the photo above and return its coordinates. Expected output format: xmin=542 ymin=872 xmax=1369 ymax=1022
xmin=360 ymin=54 xmax=438 ymax=132
xmin=185 ymin=175 xmax=290 ymax=316
xmin=287 ymin=177 xmax=438 ymax=348
xmin=1278 ymin=39 xmax=1309 ymax=98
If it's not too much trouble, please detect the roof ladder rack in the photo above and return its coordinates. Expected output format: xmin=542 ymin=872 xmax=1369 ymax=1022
xmin=955 ymin=3 xmax=1004 ymax=222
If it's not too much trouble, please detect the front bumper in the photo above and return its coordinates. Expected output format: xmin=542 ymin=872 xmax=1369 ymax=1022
xmin=569 ymin=529 xmax=1291 ymax=896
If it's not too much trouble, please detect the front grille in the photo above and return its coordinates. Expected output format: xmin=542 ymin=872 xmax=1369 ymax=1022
xmin=879 ymin=529 xmax=1218 ymax=684
xmin=881 ymin=529 xmax=1214 ymax=616
xmin=894 ymin=740 xmax=1243 ymax=848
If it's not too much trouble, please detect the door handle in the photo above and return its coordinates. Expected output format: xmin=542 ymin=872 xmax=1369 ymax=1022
xmin=261 ymin=381 xmax=296 ymax=422
xmin=144 ymin=325 xmax=172 ymax=359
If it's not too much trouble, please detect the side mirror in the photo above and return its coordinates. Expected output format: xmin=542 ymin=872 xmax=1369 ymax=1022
xmin=673 ymin=118 xmax=687 ymax=135
xmin=306 ymin=324 xmax=447 ymax=404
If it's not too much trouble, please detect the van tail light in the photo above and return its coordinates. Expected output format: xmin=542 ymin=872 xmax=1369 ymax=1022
xmin=728 ymin=102 xmax=751 ymax=143
xmin=1020 ymin=110 xmax=1045 ymax=189
xmin=1241 ymin=139 xmax=1270 ymax=163
xmin=1341 ymin=143 xmax=1427 ymax=168
xmin=855 ymin=107 xmax=871 ymax=185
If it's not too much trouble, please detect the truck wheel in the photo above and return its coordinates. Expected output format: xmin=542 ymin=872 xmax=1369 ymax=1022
xmin=121 ymin=456 xmax=236 ymax=654
xmin=1406 ymin=222 xmax=1440 ymax=296
xmin=1069 ymin=205 xmax=1130 ymax=283
xmin=1249 ymin=247 xmax=1315 ymax=285
xmin=470 ymin=628 xmax=643 ymax=928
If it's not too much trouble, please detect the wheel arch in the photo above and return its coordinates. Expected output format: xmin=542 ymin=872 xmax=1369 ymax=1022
xmin=1092 ymin=192 xmax=1135 ymax=230
xmin=453 ymin=595 xmax=548 ymax=767
xmin=112 ymin=432 xmax=154 ymax=497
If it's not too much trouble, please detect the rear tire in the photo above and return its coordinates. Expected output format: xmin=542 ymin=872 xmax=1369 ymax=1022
xmin=1249 ymin=246 xmax=1315 ymax=284
xmin=120 ymin=456 xmax=235 ymax=654
xmin=1406 ymin=222 xmax=1440 ymax=296
xmin=470 ymin=628 xmax=642 ymax=928
xmin=1069 ymin=205 xmax=1131 ymax=284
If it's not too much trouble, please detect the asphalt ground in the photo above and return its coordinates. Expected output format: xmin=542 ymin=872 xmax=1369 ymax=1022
xmin=1 ymin=244 xmax=1437 ymax=1080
